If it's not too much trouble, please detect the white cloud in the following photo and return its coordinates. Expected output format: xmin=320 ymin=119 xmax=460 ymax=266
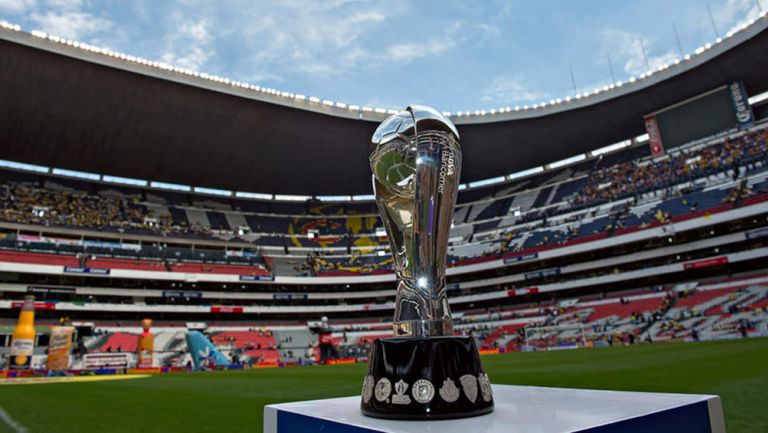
xmin=475 ymin=23 xmax=501 ymax=40
xmin=160 ymin=18 xmax=213 ymax=71
xmin=30 ymin=10 xmax=111 ymax=40
xmin=598 ymin=28 xmax=678 ymax=77
xmin=710 ymin=0 xmax=762 ymax=35
xmin=45 ymin=0 xmax=81 ymax=11
xmin=481 ymin=75 xmax=548 ymax=105
xmin=385 ymin=38 xmax=455 ymax=63
xmin=0 ymin=0 xmax=35 ymax=14
xmin=238 ymin=5 xmax=396 ymax=77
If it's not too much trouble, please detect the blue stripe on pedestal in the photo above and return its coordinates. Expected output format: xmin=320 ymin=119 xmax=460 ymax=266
xmin=277 ymin=411 xmax=382 ymax=433
xmin=575 ymin=401 xmax=712 ymax=433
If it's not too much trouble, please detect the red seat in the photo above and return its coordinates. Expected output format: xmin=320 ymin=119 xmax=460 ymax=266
xmin=98 ymin=332 xmax=138 ymax=353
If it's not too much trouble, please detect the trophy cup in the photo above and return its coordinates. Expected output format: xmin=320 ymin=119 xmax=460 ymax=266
xmin=361 ymin=105 xmax=494 ymax=419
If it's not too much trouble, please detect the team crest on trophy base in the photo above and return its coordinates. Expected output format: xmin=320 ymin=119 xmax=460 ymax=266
xmin=360 ymin=105 xmax=494 ymax=419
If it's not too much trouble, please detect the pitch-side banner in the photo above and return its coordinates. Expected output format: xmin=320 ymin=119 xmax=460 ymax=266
xmin=47 ymin=326 xmax=74 ymax=371
xmin=644 ymin=115 xmax=664 ymax=156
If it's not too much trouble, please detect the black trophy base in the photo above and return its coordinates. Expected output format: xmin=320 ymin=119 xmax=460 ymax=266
xmin=360 ymin=336 xmax=494 ymax=420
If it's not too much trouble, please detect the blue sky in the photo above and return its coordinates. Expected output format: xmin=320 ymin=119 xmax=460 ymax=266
xmin=0 ymin=0 xmax=764 ymax=112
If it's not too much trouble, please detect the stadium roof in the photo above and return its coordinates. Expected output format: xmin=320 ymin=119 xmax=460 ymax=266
xmin=1 ymin=18 xmax=768 ymax=195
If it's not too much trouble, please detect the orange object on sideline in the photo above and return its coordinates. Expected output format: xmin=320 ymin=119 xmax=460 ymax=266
xmin=9 ymin=295 xmax=36 ymax=370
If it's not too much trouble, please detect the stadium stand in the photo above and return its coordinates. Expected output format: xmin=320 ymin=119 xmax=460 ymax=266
xmin=1 ymin=36 xmax=768 ymax=371
xmin=2 ymin=126 xmax=767 ymax=279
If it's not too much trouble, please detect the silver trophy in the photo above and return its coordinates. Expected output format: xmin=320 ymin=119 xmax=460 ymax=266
xmin=362 ymin=105 xmax=493 ymax=419
xmin=370 ymin=105 xmax=461 ymax=337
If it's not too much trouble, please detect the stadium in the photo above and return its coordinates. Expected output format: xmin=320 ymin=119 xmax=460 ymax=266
xmin=0 ymin=2 xmax=767 ymax=433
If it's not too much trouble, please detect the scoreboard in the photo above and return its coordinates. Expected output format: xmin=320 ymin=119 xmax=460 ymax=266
xmin=644 ymin=82 xmax=754 ymax=155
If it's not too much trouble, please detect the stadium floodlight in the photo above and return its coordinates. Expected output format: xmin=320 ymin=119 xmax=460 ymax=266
xmin=0 ymin=159 xmax=49 ymax=173
xmin=52 ymin=168 xmax=100 ymax=181
xmin=592 ymin=139 xmax=631 ymax=156
xmin=103 ymin=175 xmax=147 ymax=186
xmin=317 ymin=195 xmax=352 ymax=202
xmin=194 ymin=187 xmax=232 ymax=197
xmin=150 ymin=181 xmax=191 ymax=192
xmin=508 ymin=166 xmax=545 ymax=180
xmin=635 ymin=133 xmax=650 ymax=142
xmin=274 ymin=194 xmax=311 ymax=201
xmin=748 ymin=91 xmax=768 ymax=105
xmin=351 ymin=194 xmax=375 ymax=201
xmin=235 ymin=191 xmax=272 ymax=200
xmin=549 ymin=154 xmax=586 ymax=169
xmin=468 ymin=176 xmax=505 ymax=188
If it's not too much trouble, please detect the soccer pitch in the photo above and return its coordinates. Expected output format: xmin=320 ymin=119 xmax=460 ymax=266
xmin=1 ymin=338 xmax=766 ymax=433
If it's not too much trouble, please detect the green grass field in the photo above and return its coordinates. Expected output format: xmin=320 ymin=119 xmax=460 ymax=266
xmin=1 ymin=338 xmax=766 ymax=433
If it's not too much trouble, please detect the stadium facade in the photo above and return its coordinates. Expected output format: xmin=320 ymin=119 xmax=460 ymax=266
xmin=1 ymin=14 xmax=768 ymax=368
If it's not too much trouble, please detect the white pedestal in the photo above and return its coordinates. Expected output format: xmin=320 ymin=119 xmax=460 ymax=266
xmin=264 ymin=385 xmax=725 ymax=433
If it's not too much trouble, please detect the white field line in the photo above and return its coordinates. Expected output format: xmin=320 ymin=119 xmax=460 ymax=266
xmin=0 ymin=407 xmax=27 ymax=433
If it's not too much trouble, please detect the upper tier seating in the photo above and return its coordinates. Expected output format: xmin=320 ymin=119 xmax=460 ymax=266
xmin=1 ymin=127 xmax=767 ymax=277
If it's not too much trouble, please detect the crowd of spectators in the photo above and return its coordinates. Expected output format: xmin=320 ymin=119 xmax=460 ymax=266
xmin=574 ymin=128 xmax=768 ymax=207
xmin=0 ymin=183 xmax=213 ymax=237
xmin=1 ymin=127 xmax=767 ymax=276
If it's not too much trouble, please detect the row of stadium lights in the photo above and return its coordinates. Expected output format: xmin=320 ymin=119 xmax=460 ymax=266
xmin=2 ymin=11 xmax=767 ymax=119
